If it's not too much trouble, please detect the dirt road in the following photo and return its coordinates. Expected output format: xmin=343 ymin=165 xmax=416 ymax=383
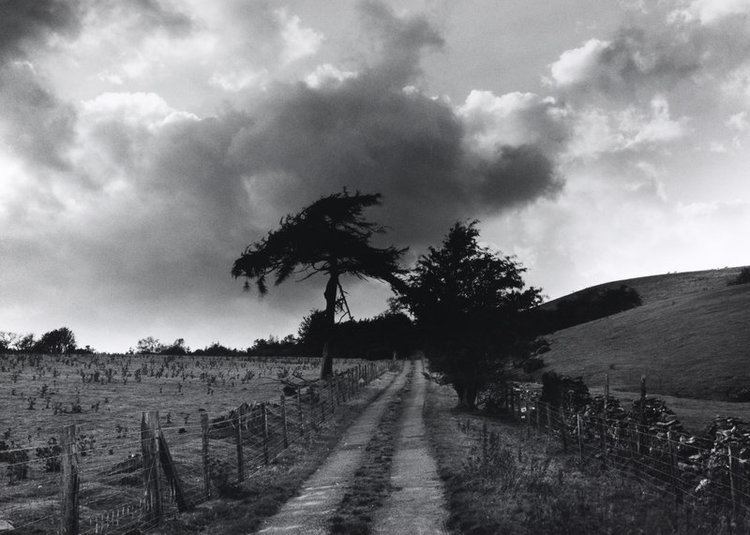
xmin=254 ymin=359 xmax=449 ymax=535
xmin=255 ymin=365 xmax=409 ymax=535
xmin=372 ymin=359 xmax=449 ymax=534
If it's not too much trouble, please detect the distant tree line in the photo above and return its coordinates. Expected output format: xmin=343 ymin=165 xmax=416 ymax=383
xmin=531 ymin=284 xmax=642 ymax=334
xmin=0 ymin=327 xmax=94 ymax=354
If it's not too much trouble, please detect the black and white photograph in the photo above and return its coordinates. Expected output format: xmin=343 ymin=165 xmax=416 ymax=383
xmin=1 ymin=0 xmax=749 ymax=533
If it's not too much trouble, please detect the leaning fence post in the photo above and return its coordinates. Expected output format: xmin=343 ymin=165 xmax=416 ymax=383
xmin=61 ymin=424 xmax=79 ymax=535
xmin=141 ymin=410 xmax=162 ymax=526
xmin=200 ymin=412 xmax=210 ymax=500
xmin=235 ymin=405 xmax=245 ymax=482
xmin=576 ymin=414 xmax=583 ymax=460
xmin=261 ymin=403 xmax=269 ymax=465
xmin=280 ymin=394 xmax=289 ymax=449
xmin=157 ymin=428 xmax=189 ymax=511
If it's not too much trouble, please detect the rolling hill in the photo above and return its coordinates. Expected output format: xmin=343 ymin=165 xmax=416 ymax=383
xmin=535 ymin=266 xmax=750 ymax=414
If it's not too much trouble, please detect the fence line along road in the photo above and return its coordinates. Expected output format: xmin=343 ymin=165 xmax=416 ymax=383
xmin=1 ymin=360 xmax=391 ymax=535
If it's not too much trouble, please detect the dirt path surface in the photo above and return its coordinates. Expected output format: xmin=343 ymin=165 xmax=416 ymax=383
xmin=254 ymin=365 xmax=409 ymax=535
xmin=372 ymin=359 xmax=449 ymax=535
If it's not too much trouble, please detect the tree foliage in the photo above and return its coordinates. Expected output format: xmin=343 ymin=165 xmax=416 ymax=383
xmin=33 ymin=327 xmax=76 ymax=354
xmin=232 ymin=190 xmax=406 ymax=378
xmin=395 ymin=221 xmax=541 ymax=408
xmin=297 ymin=309 xmax=413 ymax=360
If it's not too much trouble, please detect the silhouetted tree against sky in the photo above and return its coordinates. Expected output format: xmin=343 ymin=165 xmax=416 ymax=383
xmin=232 ymin=190 xmax=406 ymax=378
xmin=34 ymin=327 xmax=76 ymax=354
xmin=396 ymin=221 xmax=541 ymax=408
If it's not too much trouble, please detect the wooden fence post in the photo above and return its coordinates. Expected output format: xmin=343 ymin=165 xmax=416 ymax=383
xmin=667 ymin=431 xmax=682 ymax=504
xmin=297 ymin=387 xmax=307 ymax=440
xmin=729 ymin=442 xmax=737 ymax=521
xmin=509 ymin=386 xmax=515 ymax=419
xmin=157 ymin=429 xmax=189 ymax=511
xmin=61 ymin=424 xmax=79 ymax=535
xmin=535 ymin=400 xmax=541 ymax=430
xmin=200 ymin=412 xmax=210 ymax=500
xmin=280 ymin=394 xmax=289 ymax=449
xmin=235 ymin=405 xmax=245 ymax=482
xmin=604 ymin=374 xmax=609 ymax=411
xmin=261 ymin=403 xmax=269 ymax=465
xmin=559 ymin=407 xmax=568 ymax=452
xmin=309 ymin=387 xmax=317 ymax=430
xmin=576 ymin=414 xmax=583 ymax=460
xmin=546 ymin=404 xmax=552 ymax=431
xmin=141 ymin=410 xmax=162 ymax=526
xmin=638 ymin=375 xmax=647 ymax=455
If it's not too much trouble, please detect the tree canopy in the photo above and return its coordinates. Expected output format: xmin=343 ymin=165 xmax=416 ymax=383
xmin=395 ymin=221 xmax=541 ymax=408
xmin=232 ymin=190 xmax=406 ymax=378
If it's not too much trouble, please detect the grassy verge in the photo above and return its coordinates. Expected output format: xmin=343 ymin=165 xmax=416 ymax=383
xmin=155 ymin=370 xmax=399 ymax=535
xmin=329 ymin=365 xmax=414 ymax=535
xmin=425 ymin=380 xmax=746 ymax=535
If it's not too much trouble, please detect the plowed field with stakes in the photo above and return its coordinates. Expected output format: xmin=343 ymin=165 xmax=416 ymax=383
xmin=0 ymin=353 xmax=363 ymax=533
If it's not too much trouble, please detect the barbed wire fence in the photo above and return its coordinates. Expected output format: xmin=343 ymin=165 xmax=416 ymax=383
xmin=1 ymin=360 xmax=392 ymax=534
xmin=467 ymin=380 xmax=750 ymax=526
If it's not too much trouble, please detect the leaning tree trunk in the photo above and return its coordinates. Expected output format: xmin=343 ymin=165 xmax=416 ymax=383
xmin=319 ymin=272 xmax=339 ymax=379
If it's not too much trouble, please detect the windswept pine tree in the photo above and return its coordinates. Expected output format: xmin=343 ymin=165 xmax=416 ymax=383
xmin=232 ymin=190 xmax=406 ymax=378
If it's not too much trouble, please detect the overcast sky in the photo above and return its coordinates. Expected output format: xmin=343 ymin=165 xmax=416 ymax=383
xmin=2 ymin=0 xmax=750 ymax=352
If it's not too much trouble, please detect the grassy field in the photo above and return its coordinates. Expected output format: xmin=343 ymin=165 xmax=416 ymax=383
xmin=425 ymin=381 xmax=746 ymax=534
xmin=534 ymin=266 xmax=750 ymax=428
xmin=0 ymin=353 xmax=363 ymax=533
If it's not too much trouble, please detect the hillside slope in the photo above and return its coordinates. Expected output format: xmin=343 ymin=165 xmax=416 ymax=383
xmin=542 ymin=266 xmax=748 ymax=310
xmin=539 ymin=267 xmax=750 ymax=402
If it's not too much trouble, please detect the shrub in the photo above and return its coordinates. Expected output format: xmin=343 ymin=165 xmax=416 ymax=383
xmin=728 ymin=267 xmax=750 ymax=286
xmin=522 ymin=357 xmax=545 ymax=373
xmin=540 ymin=371 xmax=591 ymax=409
xmin=36 ymin=437 xmax=62 ymax=472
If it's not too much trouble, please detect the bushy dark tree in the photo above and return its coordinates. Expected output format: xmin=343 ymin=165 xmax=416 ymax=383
xmin=297 ymin=310 xmax=328 ymax=358
xmin=534 ymin=284 xmax=642 ymax=334
xmin=0 ymin=332 xmax=18 ymax=352
xmin=136 ymin=337 xmax=163 ymax=354
xmin=247 ymin=334 xmax=298 ymax=356
xmin=232 ymin=190 xmax=407 ymax=378
xmin=729 ymin=267 xmax=750 ymax=286
xmin=33 ymin=327 xmax=76 ymax=354
xmin=192 ymin=342 xmax=240 ymax=356
xmin=15 ymin=333 xmax=35 ymax=352
xmin=396 ymin=221 xmax=541 ymax=408
xmin=298 ymin=310 xmax=414 ymax=360
xmin=160 ymin=338 xmax=189 ymax=355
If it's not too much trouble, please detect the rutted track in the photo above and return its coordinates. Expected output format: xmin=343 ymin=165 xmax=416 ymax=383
xmin=255 ymin=364 xmax=409 ymax=535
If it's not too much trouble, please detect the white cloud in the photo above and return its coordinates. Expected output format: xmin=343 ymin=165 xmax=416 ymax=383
xmin=727 ymin=110 xmax=749 ymax=130
xmin=304 ymin=64 xmax=358 ymax=88
xmin=548 ymin=38 xmax=610 ymax=87
xmin=209 ymin=69 xmax=269 ymax=92
xmin=276 ymin=9 xmax=324 ymax=65
xmin=457 ymin=90 xmax=569 ymax=158
xmin=672 ymin=0 xmax=750 ymax=24
xmin=624 ymin=95 xmax=689 ymax=147
xmin=567 ymin=95 xmax=688 ymax=158
xmin=80 ymin=92 xmax=198 ymax=130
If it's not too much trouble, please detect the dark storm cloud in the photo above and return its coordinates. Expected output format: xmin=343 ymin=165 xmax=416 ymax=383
xmin=0 ymin=0 xmax=81 ymax=60
xmin=0 ymin=0 xmax=82 ymax=170
xmin=209 ymin=0 xmax=563 ymax=244
xmin=89 ymin=0 xmax=193 ymax=37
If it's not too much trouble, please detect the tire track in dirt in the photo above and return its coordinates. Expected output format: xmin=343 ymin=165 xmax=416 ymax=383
xmin=254 ymin=364 xmax=409 ymax=535
xmin=372 ymin=359 xmax=449 ymax=535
